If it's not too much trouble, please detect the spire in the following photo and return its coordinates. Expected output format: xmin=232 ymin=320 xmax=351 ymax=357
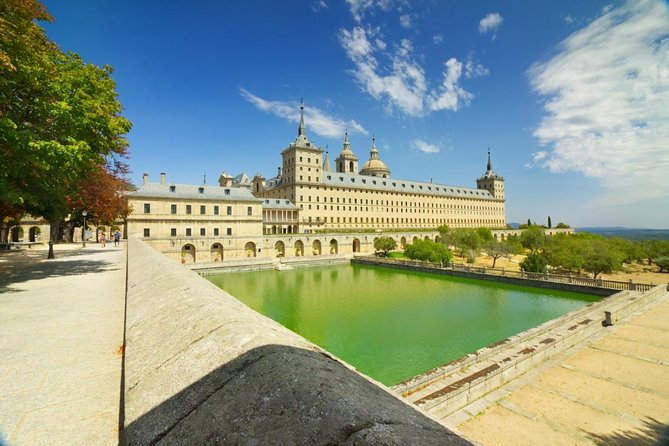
xmin=339 ymin=129 xmax=355 ymax=157
xmin=298 ymin=98 xmax=305 ymax=137
xmin=487 ymin=147 xmax=493 ymax=172
xmin=322 ymin=150 xmax=333 ymax=172
xmin=369 ymin=135 xmax=379 ymax=160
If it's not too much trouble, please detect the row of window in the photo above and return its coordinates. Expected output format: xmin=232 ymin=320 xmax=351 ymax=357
xmin=297 ymin=195 xmax=501 ymax=211
xmin=301 ymin=216 xmax=504 ymax=225
xmin=167 ymin=185 xmax=234 ymax=196
xmin=142 ymin=227 xmax=234 ymax=237
xmin=301 ymin=204 xmax=504 ymax=215
xmin=143 ymin=203 xmax=253 ymax=216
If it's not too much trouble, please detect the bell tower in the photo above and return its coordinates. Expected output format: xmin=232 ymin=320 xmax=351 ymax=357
xmin=476 ymin=149 xmax=504 ymax=200
xmin=335 ymin=130 xmax=359 ymax=174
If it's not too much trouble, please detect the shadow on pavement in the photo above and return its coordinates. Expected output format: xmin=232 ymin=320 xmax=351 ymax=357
xmin=0 ymin=252 xmax=121 ymax=293
xmin=585 ymin=417 xmax=669 ymax=446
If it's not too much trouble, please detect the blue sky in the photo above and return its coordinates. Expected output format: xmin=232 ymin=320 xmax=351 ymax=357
xmin=41 ymin=0 xmax=669 ymax=228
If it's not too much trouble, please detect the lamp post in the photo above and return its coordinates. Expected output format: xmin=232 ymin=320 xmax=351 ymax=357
xmin=82 ymin=210 xmax=88 ymax=247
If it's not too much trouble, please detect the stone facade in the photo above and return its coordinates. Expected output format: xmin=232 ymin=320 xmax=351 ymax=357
xmin=126 ymin=104 xmax=510 ymax=264
xmin=255 ymin=104 xmax=506 ymax=233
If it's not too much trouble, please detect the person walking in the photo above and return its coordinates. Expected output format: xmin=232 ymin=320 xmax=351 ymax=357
xmin=99 ymin=232 xmax=106 ymax=248
xmin=113 ymin=230 xmax=121 ymax=247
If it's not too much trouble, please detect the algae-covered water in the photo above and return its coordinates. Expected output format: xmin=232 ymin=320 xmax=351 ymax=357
xmin=207 ymin=264 xmax=598 ymax=386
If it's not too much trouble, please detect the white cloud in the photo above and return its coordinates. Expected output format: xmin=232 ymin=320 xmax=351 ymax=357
xmin=239 ymin=88 xmax=368 ymax=139
xmin=479 ymin=12 xmax=503 ymax=39
xmin=411 ymin=139 xmax=440 ymax=154
xmin=433 ymin=34 xmax=444 ymax=44
xmin=399 ymin=14 xmax=412 ymax=29
xmin=464 ymin=56 xmax=490 ymax=79
xmin=428 ymin=58 xmax=473 ymax=112
xmin=339 ymin=26 xmax=427 ymax=116
xmin=528 ymin=0 xmax=669 ymax=206
xmin=312 ymin=0 xmax=328 ymax=12
xmin=346 ymin=0 xmax=396 ymax=22
xmin=339 ymin=26 xmax=475 ymax=116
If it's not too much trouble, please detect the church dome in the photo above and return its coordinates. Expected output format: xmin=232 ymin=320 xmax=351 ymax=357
xmin=360 ymin=137 xmax=390 ymax=177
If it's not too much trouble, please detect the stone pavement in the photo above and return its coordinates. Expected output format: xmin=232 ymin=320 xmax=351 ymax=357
xmin=0 ymin=244 xmax=126 ymax=445
xmin=449 ymin=291 xmax=669 ymax=445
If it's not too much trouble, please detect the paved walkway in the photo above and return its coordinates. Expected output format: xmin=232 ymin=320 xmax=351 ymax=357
xmin=449 ymin=291 xmax=669 ymax=445
xmin=0 ymin=245 xmax=126 ymax=445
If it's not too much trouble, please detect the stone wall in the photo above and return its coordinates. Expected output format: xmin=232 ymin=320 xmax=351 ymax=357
xmin=353 ymin=257 xmax=619 ymax=296
xmin=122 ymin=237 xmax=472 ymax=445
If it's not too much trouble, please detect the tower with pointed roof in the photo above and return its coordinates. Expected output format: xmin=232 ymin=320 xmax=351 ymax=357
xmin=360 ymin=136 xmax=390 ymax=178
xmin=335 ymin=130 xmax=359 ymax=174
xmin=259 ymin=101 xmax=324 ymax=201
xmin=476 ymin=149 xmax=505 ymax=200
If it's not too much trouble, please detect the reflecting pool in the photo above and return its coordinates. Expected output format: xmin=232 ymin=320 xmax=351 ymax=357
xmin=207 ymin=264 xmax=598 ymax=386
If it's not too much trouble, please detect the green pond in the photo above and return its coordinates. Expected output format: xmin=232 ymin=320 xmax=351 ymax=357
xmin=207 ymin=264 xmax=598 ymax=386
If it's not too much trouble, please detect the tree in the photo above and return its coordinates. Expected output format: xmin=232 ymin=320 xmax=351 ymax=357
xmin=547 ymin=216 xmax=552 ymax=228
xmin=582 ymin=239 xmax=624 ymax=279
xmin=520 ymin=226 xmax=547 ymax=253
xmin=453 ymin=228 xmax=481 ymax=257
xmin=520 ymin=252 xmax=548 ymax=273
xmin=476 ymin=227 xmax=494 ymax=244
xmin=555 ymin=222 xmax=570 ymax=228
xmin=374 ymin=236 xmax=397 ymax=256
xmin=544 ymin=233 xmax=588 ymax=274
xmin=655 ymin=257 xmax=669 ymax=273
xmin=404 ymin=239 xmax=452 ymax=264
xmin=0 ymin=1 xmax=132 ymax=257
xmin=437 ymin=225 xmax=456 ymax=247
xmin=484 ymin=240 xmax=511 ymax=268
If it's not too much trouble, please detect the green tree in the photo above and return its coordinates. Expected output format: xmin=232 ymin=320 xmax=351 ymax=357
xmin=484 ymin=239 xmax=511 ymax=268
xmin=374 ymin=236 xmax=397 ymax=257
xmin=520 ymin=226 xmax=547 ymax=253
xmin=520 ymin=252 xmax=548 ymax=273
xmin=437 ymin=225 xmax=456 ymax=247
xmin=506 ymin=234 xmax=524 ymax=255
xmin=547 ymin=216 xmax=552 ymax=228
xmin=0 ymin=0 xmax=132 ymax=257
xmin=555 ymin=222 xmax=570 ymax=228
xmin=476 ymin=227 xmax=494 ymax=244
xmin=582 ymin=239 xmax=624 ymax=279
xmin=655 ymin=257 xmax=669 ymax=273
xmin=404 ymin=239 xmax=452 ymax=264
xmin=544 ymin=233 xmax=583 ymax=273
xmin=453 ymin=228 xmax=481 ymax=257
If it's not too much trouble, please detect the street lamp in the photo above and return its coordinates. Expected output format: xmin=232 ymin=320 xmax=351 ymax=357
xmin=82 ymin=210 xmax=88 ymax=247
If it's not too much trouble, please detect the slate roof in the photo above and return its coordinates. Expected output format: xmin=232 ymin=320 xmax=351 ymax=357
xmin=130 ymin=182 xmax=262 ymax=202
xmin=323 ymin=173 xmax=495 ymax=200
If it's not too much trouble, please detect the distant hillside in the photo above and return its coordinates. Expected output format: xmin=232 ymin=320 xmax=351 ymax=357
xmin=576 ymin=227 xmax=669 ymax=240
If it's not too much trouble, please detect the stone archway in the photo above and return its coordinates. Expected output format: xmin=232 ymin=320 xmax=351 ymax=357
xmin=10 ymin=226 xmax=23 ymax=242
xmin=312 ymin=240 xmax=321 ymax=256
xmin=245 ymin=241 xmax=256 ymax=257
xmin=400 ymin=236 xmax=407 ymax=249
xmin=210 ymin=243 xmax=223 ymax=262
xmin=352 ymin=238 xmax=361 ymax=253
xmin=29 ymin=226 xmax=41 ymax=242
xmin=413 ymin=236 xmax=419 ymax=243
xmin=329 ymin=239 xmax=338 ymax=254
xmin=294 ymin=240 xmax=304 ymax=257
xmin=424 ymin=236 xmax=430 ymax=241
xmin=275 ymin=240 xmax=285 ymax=257
xmin=181 ymin=244 xmax=196 ymax=263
